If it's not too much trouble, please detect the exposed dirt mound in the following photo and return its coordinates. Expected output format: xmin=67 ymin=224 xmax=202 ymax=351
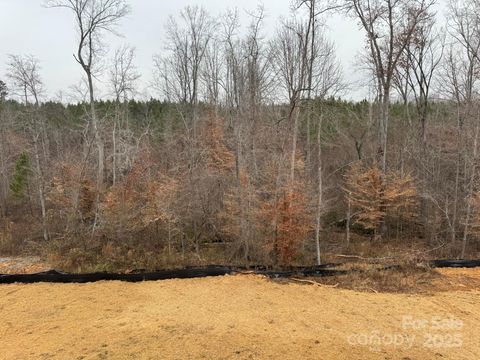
xmin=0 ymin=271 xmax=479 ymax=359
xmin=307 ymin=263 xmax=480 ymax=293
xmin=433 ymin=267 xmax=480 ymax=291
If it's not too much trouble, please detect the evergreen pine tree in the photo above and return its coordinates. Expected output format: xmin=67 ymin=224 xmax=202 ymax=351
xmin=10 ymin=152 xmax=30 ymax=199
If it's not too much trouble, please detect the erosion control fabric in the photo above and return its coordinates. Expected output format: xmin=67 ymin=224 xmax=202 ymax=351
xmin=0 ymin=265 xmax=344 ymax=284
xmin=1 ymin=260 xmax=479 ymax=284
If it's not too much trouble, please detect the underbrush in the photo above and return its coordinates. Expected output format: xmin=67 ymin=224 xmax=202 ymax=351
xmin=0 ymin=215 xmax=43 ymax=255
xmin=2 ymin=229 xmax=478 ymax=295
xmin=317 ymin=231 xmax=480 ymax=265
xmin=42 ymin=238 xmax=234 ymax=273
xmin=2 ymin=224 xmax=479 ymax=275
xmin=308 ymin=263 xmax=441 ymax=293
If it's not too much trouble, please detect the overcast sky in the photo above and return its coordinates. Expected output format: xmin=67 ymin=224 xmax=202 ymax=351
xmin=0 ymin=0 xmax=446 ymax=102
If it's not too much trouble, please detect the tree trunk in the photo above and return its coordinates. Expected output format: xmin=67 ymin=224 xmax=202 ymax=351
xmin=461 ymin=120 xmax=479 ymax=258
xmin=33 ymin=133 xmax=48 ymax=241
xmin=88 ymin=73 xmax=103 ymax=187
xmin=378 ymin=94 xmax=390 ymax=236
xmin=87 ymin=71 xmax=104 ymax=238
xmin=346 ymin=195 xmax=351 ymax=245
xmin=0 ymin=123 xmax=7 ymax=217
xmin=289 ymin=105 xmax=300 ymax=186
xmin=314 ymin=114 xmax=323 ymax=265
xmin=306 ymin=115 xmax=311 ymax=168
xmin=112 ymin=119 xmax=117 ymax=186
xmin=451 ymin=105 xmax=463 ymax=245
xmin=380 ymin=95 xmax=390 ymax=174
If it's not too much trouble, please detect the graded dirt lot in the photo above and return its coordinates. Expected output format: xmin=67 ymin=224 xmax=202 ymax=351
xmin=0 ymin=270 xmax=479 ymax=360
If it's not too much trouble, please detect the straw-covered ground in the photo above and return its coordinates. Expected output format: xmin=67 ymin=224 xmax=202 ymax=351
xmin=0 ymin=267 xmax=479 ymax=359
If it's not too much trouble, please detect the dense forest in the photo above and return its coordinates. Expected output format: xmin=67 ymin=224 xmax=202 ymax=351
xmin=1 ymin=0 xmax=479 ymax=271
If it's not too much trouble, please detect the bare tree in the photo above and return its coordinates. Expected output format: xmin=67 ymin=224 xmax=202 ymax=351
xmin=445 ymin=0 xmax=480 ymax=116
xmin=271 ymin=19 xmax=310 ymax=186
xmin=344 ymin=0 xmax=435 ymax=173
xmin=0 ymin=80 xmax=8 ymax=217
xmin=293 ymin=0 xmax=342 ymax=165
xmin=153 ymin=6 xmax=216 ymax=255
xmin=6 ymin=55 xmax=44 ymax=105
xmin=46 ymin=0 xmax=130 ymax=235
xmin=441 ymin=0 xmax=480 ymax=254
xmin=110 ymin=45 xmax=139 ymax=103
xmin=154 ymin=5 xmax=216 ymax=137
xmin=218 ymin=8 xmax=272 ymax=261
xmin=272 ymin=5 xmax=342 ymax=263
xmin=238 ymin=7 xmax=271 ymax=178
xmin=202 ymin=38 xmax=223 ymax=112
xmin=6 ymin=55 xmax=48 ymax=241
xmin=109 ymin=45 xmax=140 ymax=185
xmin=398 ymin=12 xmax=444 ymax=147
xmin=461 ymin=114 xmax=480 ymax=258
xmin=222 ymin=9 xmax=243 ymax=180
xmin=0 ymin=81 xmax=8 ymax=101
xmin=411 ymin=23 xmax=443 ymax=144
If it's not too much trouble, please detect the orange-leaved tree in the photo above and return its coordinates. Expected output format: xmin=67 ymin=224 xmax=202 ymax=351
xmin=259 ymin=181 xmax=310 ymax=265
xmin=202 ymin=116 xmax=235 ymax=174
xmin=101 ymin=150 xmax=179 ymax=246
xmin=344 ymin=161 xmax=418 ymax=238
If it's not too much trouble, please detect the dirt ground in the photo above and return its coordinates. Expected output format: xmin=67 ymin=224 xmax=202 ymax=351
xmin=0 ymin=256 xmax=51 ymax=274
xmin=0 ymin=270 xmax=479 ymax=360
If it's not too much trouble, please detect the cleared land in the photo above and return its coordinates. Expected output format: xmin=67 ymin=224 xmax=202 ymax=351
xmin=0 ymin=270 xmax=479 ymax=359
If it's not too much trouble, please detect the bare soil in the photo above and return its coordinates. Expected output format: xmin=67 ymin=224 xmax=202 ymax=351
xmin=309 ymin=263 xmax=480 ymax=293
xmin=0 ymin=256 xmax=51 ymax=274
xmin=0 ymin=269 xmax=479 ymax=359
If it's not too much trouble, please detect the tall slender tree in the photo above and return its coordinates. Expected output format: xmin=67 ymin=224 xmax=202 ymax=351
xmin=6 ymin=55 xmax=48 ymax=241
xmin=344 ymin=0 xmax=435 ymax=173
xmin=46 ymin=0 xmax=130 ymax=235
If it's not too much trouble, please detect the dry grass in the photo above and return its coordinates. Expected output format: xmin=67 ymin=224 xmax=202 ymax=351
xmin=308 ymin=263 xmax=439 ymax=293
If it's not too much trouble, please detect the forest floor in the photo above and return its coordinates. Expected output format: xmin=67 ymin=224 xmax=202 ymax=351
xmin=0 ymin=267 xmax=479 ymax=359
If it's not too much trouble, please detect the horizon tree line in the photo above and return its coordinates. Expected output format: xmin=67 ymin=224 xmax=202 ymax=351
xmin=1 ymin=0 xmax=480 ymax=269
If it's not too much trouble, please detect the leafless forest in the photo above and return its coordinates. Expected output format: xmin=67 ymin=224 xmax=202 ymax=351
xmin=0 ymin=0 xmax=479 ymax=271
